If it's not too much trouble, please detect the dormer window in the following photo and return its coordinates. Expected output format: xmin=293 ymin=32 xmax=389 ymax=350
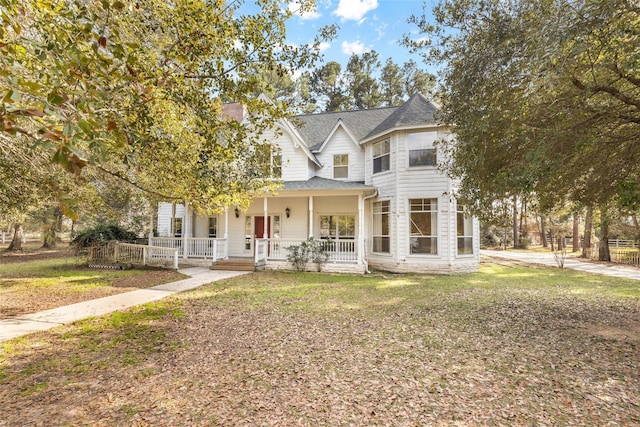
xmin=333 ymin=154 xmax=349 ymax=179
xmin=408 ymin=132 xmax=437 ymax=167
xmin=372 ymin=139 xmax=390 ymax=174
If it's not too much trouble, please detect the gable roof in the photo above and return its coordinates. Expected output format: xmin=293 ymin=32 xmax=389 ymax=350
xmin=293 ymin=107 xmax=397 ymax=152
xmin=363 ymin=93 xmax=439 ymax=142
xmin=290 ymin=93 xmax=441 ymax=152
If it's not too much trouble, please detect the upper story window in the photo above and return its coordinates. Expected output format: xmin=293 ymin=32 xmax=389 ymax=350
xmin=408 ymin=132 xmax=437 ymax=167
xmin=372 ymin=139 xmax=390 ymax=174
xmin=333 ymin=154 xmax=349 ymax=179
xmin=257 ymin=144 xmax=282 ymax=178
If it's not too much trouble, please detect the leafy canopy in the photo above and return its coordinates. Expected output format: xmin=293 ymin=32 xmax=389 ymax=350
xmin=406 ymin=0 xmax=640 ymax=217
xmin=1 ymin=0 xmax=333 ymax=214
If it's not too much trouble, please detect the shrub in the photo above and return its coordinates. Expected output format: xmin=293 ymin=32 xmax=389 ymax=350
xmin=71 ymin=224 xmax=138 ymax=248
xmin=286 ymin=237 xmax=328 ymax=272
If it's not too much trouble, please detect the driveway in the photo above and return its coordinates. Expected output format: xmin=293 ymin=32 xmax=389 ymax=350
xmin=481 ymin=249 xmax=640 ymax=281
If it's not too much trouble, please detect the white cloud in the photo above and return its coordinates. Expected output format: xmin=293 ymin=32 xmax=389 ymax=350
xmin=288 ymin=1 xmax=321 ymax=20
xmin=334 ymin=0 xmax=378 ymax=22
xmin=341 ymin=40 xmax=367 ymax=55
xmin=318 ymin=41 xmax=331 ymax=52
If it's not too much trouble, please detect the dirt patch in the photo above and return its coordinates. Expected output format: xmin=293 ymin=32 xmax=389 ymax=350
xmin=586 ymin=323 xmax=640 ymax=342
xmin=0 ymin=246 xmax=76 ymax=264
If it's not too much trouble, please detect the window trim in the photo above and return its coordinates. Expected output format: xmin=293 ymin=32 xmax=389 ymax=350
xmin=333 ymin=154 xmax=349 ymax=179
xmin=208 ymin=216 xmax=217 ymax=238
xmin=319 ymin=214 xmax=356 ymax=240
xmin=372 ymin=200 xmax=391 ymax=254
xmin=456 ymin=203 xmax=474 ymax=256
xmin=372 ymin=139 xmax=391 ymax=174
xmin=408 ymin=198 xmax=439 ymax=255
xmin=407 ymin=132 xmax=437 ymax=168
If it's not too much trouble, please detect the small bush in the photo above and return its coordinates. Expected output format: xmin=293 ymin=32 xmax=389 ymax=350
xmin=71 ymin=224 xmax=138 ymax=248
xmin=286 ymin=238 xmax=328 ymax=272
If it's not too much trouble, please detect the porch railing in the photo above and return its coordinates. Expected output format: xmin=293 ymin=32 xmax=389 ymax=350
xmin=255 ymin=238 xmax=268 ymax=265
xmin=267 ymin=238 xmax=357 ymax=262
xmin=150 ymin=237 xmax=227 ymax=260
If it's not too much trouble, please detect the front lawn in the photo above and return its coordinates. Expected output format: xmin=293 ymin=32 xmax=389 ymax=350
xmin=1 ymin=262 xmax=639 ymax=426
xmin=0 ymin=252 xmax=186 ymax=318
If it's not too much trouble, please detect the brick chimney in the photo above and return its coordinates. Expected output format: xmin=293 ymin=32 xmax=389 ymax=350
xmin=222 ymin=102 xmax=246 ymax=122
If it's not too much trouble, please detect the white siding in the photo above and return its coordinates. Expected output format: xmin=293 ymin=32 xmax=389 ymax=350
xmin=156 ymin=202 xmax=184 ymax=237
xmin=315 ymin=127 xmax=365 ymax=181
xmin=268 ymin=126 xmax=314 ymax=181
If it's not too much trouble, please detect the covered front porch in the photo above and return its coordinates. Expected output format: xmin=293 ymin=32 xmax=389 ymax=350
xmin=154 ymin=178 xmax=376 ymax=272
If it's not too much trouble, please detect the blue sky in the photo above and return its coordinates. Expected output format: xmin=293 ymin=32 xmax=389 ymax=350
xmin=284 ymin=0 xmax=437 ymax=72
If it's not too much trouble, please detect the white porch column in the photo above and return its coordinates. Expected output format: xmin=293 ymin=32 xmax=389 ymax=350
xmin=263 ymin=197 xmax=268 ymax=238
xmin=148 ymin=202 xmax=154 ymax=246
xmin=224 ymin=207 xmax=229 ymax=260
xmin=308 ymin=196 xmax=314 ymax=238
xmin=183 ymin=202 xmax=191 ymax=259
xmin=358 ymin=194 xmax=364 ymax=265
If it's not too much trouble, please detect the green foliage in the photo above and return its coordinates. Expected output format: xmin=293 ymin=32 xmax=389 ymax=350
xmin=1 ymin=0 xmax=333 ymax=214
xmin=405 ymin=0 xmax=640 ymax=216
xmin=71 ymin=223 xmax=138 ymax=248
xmin=286 ymin=237 xmax=329 ymax=272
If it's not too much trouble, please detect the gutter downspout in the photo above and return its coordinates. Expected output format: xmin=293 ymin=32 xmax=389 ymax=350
xmin=447 ymin=180 xmax=454 ymax=267
xmin=362 ymin=189 xmax=378 ymax=274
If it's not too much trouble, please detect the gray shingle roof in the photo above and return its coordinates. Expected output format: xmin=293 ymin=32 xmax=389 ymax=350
xmin=365 ymin=93 xmax=439 ymax=140
xmin=283 ymin=176 xmax=376 ymax=192
xmin=291 ymin=94 xmax=440 ymax=151
xmin=294 ymin=107 xmax=397 ymax=151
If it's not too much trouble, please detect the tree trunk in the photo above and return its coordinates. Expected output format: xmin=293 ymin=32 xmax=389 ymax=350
xmin=541 ymin=217 xmax=548 ymax=248
xmin=582 ymin=205 xmax=593 ymax=258
xmin=557 ymin=232 xmax=564 ymax=251
xmin=572 ymin=212 xmax=581 ymax=253
xmin=598 ymin=204 xmax=611 ymax=262
xmin=6 ymin=223 xmax=24 ymax=252
xmin=42 ymin=224 xmax=57 ymax=248
xmin=512 ymin=197 xmax=519 ymax=249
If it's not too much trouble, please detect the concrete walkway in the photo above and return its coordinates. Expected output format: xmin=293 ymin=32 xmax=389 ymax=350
xmin=0 ymin=267 xmax=250 ymax=343
xmin=481 ymin=250 xmax=640 ymax=281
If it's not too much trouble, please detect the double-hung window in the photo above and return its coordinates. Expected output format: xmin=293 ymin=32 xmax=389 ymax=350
xmin=409 ymin=198 xmax=438 ymax=254
xmin=408 ymin=132 xmax=437 ymax=167
xmin=208 ymin=217 xmax=217 ymax=238
xmin=372 ymin=201 xmax=390 ymax=253
xmin=333 ymin=154 xmax=349 ymax=178
xmin=457 ymin=204 xmax=474 ymax=255
xmin=173 ymin=217 xmax=183 ymax=238
xmin=372 ymin=139 xmax=390 ymax=174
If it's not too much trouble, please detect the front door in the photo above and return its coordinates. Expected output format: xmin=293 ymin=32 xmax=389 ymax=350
xmin=254 ymin=216 xmax=271 ymax=254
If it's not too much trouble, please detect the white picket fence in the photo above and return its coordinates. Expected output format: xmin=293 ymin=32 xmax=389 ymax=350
xmin=88 ymin=242 xmax=179 ymax=269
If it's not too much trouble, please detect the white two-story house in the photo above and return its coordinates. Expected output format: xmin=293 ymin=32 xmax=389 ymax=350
xmin=154 ymin=93 xmax=479 ymax=274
